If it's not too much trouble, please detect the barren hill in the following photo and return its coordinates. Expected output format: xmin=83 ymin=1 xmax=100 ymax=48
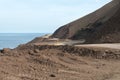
xmin=52 ymin=0 xmax=120 ymax=43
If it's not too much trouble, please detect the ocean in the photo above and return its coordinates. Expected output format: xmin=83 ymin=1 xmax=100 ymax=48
xmin=0 ymin=33 xmax=45 ymax=49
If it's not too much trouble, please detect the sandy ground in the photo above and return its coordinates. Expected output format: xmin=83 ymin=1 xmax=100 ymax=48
xmin=30 ymin=37 xmax=120 ymax=50
xmin=75 ymin=43 xmax=120 ymax=49
xmin=34 ymin=41 xmax=120 ymax=50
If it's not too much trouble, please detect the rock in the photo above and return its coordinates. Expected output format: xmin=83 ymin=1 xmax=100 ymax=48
xmin=1 ymin=48 xmax=11 ymax=53
xmin=50 ymin=74 xmax=56 ymax=77
xmin=34 ymin=49 xmax=40 ymax=53
xmin=28 ymin=50 xmax=35 ymax=55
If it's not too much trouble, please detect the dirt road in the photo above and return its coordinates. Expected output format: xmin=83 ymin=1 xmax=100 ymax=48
xmin=75 ymin=43 xmax=120 ymax=49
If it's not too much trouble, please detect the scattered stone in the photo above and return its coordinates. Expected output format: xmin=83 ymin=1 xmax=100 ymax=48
xmin=50 ymin=74 xmax=56 ymax=77
xmin=34 ymin=49 xmax=40 ymax=53
xmin=29 ymin=50 xmax=34 ymax=55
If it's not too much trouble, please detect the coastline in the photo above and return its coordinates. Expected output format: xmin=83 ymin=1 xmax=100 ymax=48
xmin=0 ymin=37 xmax=120 ymax=80
xmin=0 ymin=0 xmax=120 ymax=79
xmin=0 ymin=35 xmax=120 ymax=80
xmin=0 ymin=33 xmax=45 ymax=49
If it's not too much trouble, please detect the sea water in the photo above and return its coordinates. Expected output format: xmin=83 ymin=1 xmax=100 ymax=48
xmin=0 ymin=33 xmax=45 ymax=49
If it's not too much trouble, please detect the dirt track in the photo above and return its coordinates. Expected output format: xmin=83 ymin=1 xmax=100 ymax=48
xmin=76 ymin=43 xmax=120 ymax=49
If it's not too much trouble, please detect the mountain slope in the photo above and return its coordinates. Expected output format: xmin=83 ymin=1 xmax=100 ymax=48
xmin=52 ymin=0 xmax=120 ymax=43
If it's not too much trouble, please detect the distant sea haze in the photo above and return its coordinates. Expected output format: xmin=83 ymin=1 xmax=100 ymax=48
xmin=0 ymin=33 xmax=45 ymax=49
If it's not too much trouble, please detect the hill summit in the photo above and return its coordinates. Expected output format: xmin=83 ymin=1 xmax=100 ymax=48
xmin=52 ymin=0 xmax=120 ymax=43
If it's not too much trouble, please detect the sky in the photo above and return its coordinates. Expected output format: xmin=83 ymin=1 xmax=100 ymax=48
xmin=0 ymin=0 xmax=112 ymax=33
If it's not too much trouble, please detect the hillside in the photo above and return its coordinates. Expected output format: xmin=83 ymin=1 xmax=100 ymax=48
xmin=52 ymin=0 xmax=120 ymax=43
xmin=0 ymin=0 xmax=120 ymax=80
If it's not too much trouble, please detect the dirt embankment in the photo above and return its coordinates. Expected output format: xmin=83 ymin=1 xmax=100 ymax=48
xmin=16 ymin=44 xmax=120 ymax=60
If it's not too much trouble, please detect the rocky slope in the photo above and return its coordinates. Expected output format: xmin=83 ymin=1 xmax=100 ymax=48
xmin=52 ymin=0 xmax=120 ymax=43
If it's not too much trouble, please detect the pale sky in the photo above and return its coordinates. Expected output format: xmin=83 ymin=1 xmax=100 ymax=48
xmin=0 ymin=0 xmax=111 ymax=33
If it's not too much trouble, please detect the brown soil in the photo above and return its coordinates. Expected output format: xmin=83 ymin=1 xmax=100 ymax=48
xmin=0 ymin=44 xmax=120 ymax=80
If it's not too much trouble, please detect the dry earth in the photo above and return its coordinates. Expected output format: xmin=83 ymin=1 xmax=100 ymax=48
xmin=0 ymin=43 xmax=120 ymax=80
xmin=76 ymin=43 xmax=120 ymax=49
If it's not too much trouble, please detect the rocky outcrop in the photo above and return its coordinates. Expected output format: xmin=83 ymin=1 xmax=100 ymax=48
xmin=52 ymin=0 xmax=120 ymax=43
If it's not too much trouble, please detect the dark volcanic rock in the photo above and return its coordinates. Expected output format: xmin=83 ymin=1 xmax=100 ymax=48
xmin=52 ymin=0 xmax=120 ymax=43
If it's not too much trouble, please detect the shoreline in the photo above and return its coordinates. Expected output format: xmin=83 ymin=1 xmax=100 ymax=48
xmin=0 ymin=35 xmax=120 ymax=80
